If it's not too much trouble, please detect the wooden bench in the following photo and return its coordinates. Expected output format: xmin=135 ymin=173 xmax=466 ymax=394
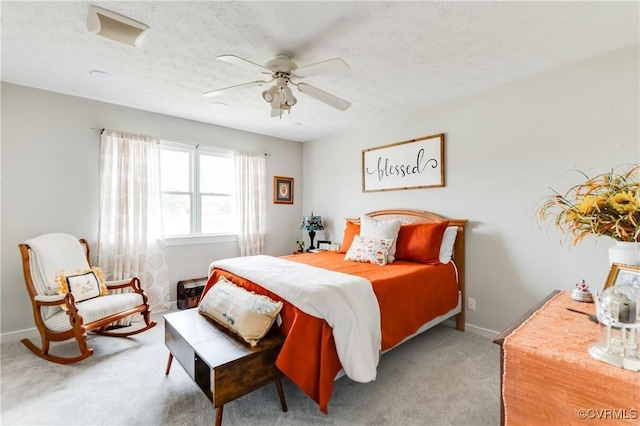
xmin=164 ymin=309 xmax=287 ymax=426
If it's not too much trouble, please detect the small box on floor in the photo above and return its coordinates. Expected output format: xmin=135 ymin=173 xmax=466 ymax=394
xmin=177 ymin=277 xmax=207 ymax=309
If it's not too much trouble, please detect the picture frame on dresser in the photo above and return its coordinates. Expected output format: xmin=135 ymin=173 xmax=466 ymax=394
xmin=604 ymin=263 xmax=640 ymax=289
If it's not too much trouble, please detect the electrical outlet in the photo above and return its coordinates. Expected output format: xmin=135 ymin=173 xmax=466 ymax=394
xmin=467 ymin=297 xmax=476 ymax=311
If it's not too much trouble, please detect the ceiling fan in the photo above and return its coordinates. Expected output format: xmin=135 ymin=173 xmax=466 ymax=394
xmin=203 ymin=54 xmax=351 ymax=118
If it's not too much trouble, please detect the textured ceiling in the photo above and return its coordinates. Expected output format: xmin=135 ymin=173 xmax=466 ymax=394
xmin=2 ymin=1 xmax=639 ymax=142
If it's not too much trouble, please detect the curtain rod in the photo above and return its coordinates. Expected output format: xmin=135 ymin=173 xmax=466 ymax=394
xmin=91 ymin=127 xmax=271 ymax=157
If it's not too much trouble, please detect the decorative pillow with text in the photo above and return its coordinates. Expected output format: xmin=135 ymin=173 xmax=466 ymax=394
xmin=55 ymin=267 xmax=108 ymax=307
xmin=198 ymin=277 xmax=283 ymax=346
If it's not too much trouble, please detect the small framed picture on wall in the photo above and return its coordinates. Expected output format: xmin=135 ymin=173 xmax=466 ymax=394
xmin=274 ymin=176 xmax=294 ymax=204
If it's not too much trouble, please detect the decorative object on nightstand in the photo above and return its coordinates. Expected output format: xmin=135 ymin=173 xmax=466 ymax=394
xmin=317 ymin=240 xmax=331 ymax=250
xmin=571 ymin=280 xmax=593 ymax=303
xmin=301 ymin=212 xmax=324 ymax=251
xmin=295 ymin=240 xmax=305 ymax=253
xmin=538 ymin=164 xmax=640 ymax=265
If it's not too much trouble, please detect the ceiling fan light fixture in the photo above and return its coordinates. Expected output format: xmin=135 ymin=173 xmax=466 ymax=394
xmin=262 ymin=85 xmax=278 ymax=103
xmin=269 ymin=91 xmax=281 ymax=109
xmin=283 ymin=86 xmax=297 ymax=106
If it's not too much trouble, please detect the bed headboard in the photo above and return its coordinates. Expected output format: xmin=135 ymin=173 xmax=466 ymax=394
xmin=347 ymin=209 xmax=468 ymax=331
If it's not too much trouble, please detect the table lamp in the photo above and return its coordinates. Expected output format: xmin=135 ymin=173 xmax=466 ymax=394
xmin=301 ymin=212 xmax=324 ymax=251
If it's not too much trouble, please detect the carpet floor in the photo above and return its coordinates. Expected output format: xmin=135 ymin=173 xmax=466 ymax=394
xmin=0 ymin=313 xmax=500 ymax=425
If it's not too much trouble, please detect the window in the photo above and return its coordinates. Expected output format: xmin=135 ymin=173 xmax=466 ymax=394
xmin=160 ymin=141 xmax=236 ymax=239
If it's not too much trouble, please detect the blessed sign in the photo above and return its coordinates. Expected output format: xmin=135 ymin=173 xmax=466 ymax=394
xmin=362 ymin=133 xmax=444 ymax=192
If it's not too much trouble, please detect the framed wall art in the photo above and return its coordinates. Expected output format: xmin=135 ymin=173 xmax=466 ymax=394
xmin=362 ymin=133 xmax=444 ymax=192
xmin=273 ymin=176 xmax=294 ymax=204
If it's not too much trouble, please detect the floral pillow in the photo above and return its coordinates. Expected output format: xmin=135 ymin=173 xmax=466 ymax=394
xmin=344 ymin=235 xmax=394 ymax=266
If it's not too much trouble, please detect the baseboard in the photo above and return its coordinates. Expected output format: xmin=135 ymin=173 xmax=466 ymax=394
xmin=0 ymin=326 xmax=38 ymax=344
xmin=468 ymin=323 xmax=500 ymax=339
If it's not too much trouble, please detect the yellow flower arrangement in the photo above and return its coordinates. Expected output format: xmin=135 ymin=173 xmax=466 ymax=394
xmin=539 ymin=165 xmax=640 ymax=245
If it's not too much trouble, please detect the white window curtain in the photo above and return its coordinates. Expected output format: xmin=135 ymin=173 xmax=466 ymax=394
xmin=98 ymin=130 xmax=170 ymax=313
xmin=235 ymin=151 xmax=266 ymax=256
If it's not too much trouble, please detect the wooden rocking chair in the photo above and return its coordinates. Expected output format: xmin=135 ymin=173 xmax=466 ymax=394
xmin=19 ymin=233 xmax=156 ymax=364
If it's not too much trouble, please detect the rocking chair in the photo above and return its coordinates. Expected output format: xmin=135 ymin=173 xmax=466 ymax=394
xmin=19 ymin=233 xmax=156 ymax=364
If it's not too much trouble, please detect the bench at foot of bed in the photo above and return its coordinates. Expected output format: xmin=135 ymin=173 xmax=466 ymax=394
xmin=164 ymin=309 xmax=287 ymax=426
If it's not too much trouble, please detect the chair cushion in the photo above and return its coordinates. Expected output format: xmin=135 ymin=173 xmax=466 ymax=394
xmin=44 ymin=292 xmax=144 ymax=333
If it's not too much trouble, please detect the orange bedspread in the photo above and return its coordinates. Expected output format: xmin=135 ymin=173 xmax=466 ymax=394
xmin=202 ymin=252 xmax=459 ymax=413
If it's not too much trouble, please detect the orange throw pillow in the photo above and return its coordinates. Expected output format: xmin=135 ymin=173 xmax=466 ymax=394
xmin=339 ymin=220 xmax=361 ymax=253
xmin=395 ymin=221 xmax=449 ymax=264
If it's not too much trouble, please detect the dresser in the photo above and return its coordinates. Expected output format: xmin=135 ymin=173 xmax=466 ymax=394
xmin=494 ymin=290 xmax=639 ymax=425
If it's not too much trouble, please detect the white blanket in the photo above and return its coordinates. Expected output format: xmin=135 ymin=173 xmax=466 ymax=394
xmin=209 ymin=255 xmax=381 ymax=382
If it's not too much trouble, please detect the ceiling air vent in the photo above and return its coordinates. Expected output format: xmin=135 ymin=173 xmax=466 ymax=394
xmin=87 ymin=5 xmax=149 ymax=48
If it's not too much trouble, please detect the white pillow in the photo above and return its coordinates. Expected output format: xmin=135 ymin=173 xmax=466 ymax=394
xmin=360 ymin=214 xmax=402 ymax=263
xmin=439 ymin=226 xmax=458 ymax=264
xmin=198 ymin=277 xmax=283 ymax=346
xmin=344 ymin=235 xmax=394 ymax=266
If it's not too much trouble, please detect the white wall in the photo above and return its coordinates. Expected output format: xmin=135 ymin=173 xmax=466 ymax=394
xmin=303 ymin=46 xmax=640 ymax=334
xmin=3 ymin=45 xmax=638 ymax=339
xmin=1 ymin=83 xmax=303 ymax=337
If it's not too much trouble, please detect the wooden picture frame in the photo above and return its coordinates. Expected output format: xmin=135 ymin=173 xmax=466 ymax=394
xmin=604 ymin=263 xmax=640 ymax=289
xmin=362 ymin=133 xmax=444 ymax=192
xmin=274 ymin=176 xmax=294 ymax=204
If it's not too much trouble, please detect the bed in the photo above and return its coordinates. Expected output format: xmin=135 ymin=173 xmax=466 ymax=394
xmin=201 ymin=209 xmax=467 ymax=413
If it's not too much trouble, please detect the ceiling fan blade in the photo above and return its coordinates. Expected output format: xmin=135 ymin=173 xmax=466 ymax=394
xmin=202 ymin=80 xmax=268 ymax=97
xmin=294 ymin=58 xmax=350 ymax=78
xmin=297 ymin=83 xmax=351 ymax=111
xmin=217 ymin=54 xmax=272 ymax=74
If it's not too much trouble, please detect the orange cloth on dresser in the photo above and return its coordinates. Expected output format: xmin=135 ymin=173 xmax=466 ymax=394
xmin=203 ymin=252 xmax=458 ymax=413
xmin=503 ymin=291 xmax=640 ymax=426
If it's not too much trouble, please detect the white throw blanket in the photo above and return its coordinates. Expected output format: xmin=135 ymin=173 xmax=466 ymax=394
xmin=209 ymin=255 xmax=381 ymax=382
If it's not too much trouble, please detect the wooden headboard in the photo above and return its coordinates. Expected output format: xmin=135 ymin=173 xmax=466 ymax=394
xmin=347 ymin=209 xmax=468 ymax=331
